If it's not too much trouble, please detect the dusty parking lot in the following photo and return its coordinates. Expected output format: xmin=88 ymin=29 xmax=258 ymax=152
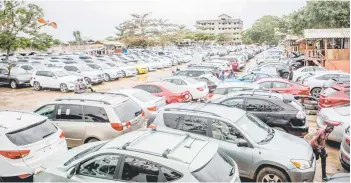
xmin=0 ymin=58 xmax=346 ymax=182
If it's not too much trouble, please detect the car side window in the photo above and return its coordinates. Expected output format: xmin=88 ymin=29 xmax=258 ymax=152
xmin=133 ymin=85 xmax=147 ymax=91
xmin=246 ymin=99 xmax=282 ymax=112
xmin=34 ymin=104 xmax=56 ymax=120
xmin=36 ymin=71 xmax=46 ymax=76
xmin=160 ymin=166 xmax=182 ymax=182
xmin=221 ymin=98 xmax=245 ymax=109
xmin=272 ymin=82 xmax=288 ymax=88
xmin=345 ymin=90 xmax=350 ymax=97
xmin=258 ymin=81 xmax=272 ymax=89
xmin=78 ymin=154 xmax=120 ymax=180
xmin=56 ymin=104 xmax=83 ymax=121
xmin=175 ymin=71 xmax=186 ymax=76
xmin=163 ymin=113 xmax=208 ymax=135
xmin=65 ymin=66 xmax=78 ymax=72
xmin=0 ymin=69 xmax=8 ymax=74
xmin=173 ymin=79 xmax=186 ymax=85
xmin=241 ymin=74 xmax=254 ymax=80
xmin=255 ymin=74 xmax=270 ymax=80
xmin=121 ymin=157 xmax=160 ymax=182
xmin=46 ymin=71 xmax=55 ymax=77
xmin=83 ymin=106 xmax=109 ymax=123
xmin=149 ymin=86 xmax=162 ymax=93
xmin=211 ymin=119 xmax=244 ymax=143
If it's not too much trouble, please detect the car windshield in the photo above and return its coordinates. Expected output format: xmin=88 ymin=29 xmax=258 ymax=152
xmin=235 ymin=113 xmax=271 ymax=143
xmin=79 ymin=64 xmax=94 ymax=71
xmin=184 ymin=77 xmax=199 ymax=84
xmin=55 ymin=70 xmax=70 ymax=77
xmin=334 ymin=104 xmax=350 ymax=116
xmin=33 ymin=64 xmax=47 ymax=70
xmin=99 ymin=63 xmax=111 ymax=69
xmin=106 ymin=63 xmax=117 ymax=67
xmin=64 ymin=142 xmax=107 ymax=166
xmin=132 ymin=90 xmax=159 ymax=102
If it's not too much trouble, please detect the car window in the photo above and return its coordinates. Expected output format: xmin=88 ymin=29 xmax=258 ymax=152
xmin=214 ymin=88 xmax=227 ymax=95
xmin=317 ymin=74 xmax=338 ymax=80
xmin=221 ymin=98 xmax=245 ymax=109
xmin=314 ymin=67 xmax=325 ymax=71
xmin=172 ymin=79 xmax=186 ymax=85
xmin=272 ymin=82 xmax=289 ymax=88
xmin=246 ymin=99 xmax=282 ymax=112
xmin=241 ymin=74 xmax=254 ymax=80
xmin=79 ymin=154 xmax=119 ymax=180
xmin=345 ymin=90 xmax=350 ymax=97
xmin=163 ymin=113 xmax=208 ymax=135
xmin=255 ymin=74 xmax=270 ymax=80
xmin=258 ymin=81 xmax=272 ymax=89
xmin=113 ymin=98 xmax=142 ymax=123
xmin=56 ymin=104 xmax=83 ymax=121
xmin=0 ymin=69 xmax=8 ymax=74
xmin=121 ymin=157 xmax=160 ymax=182
xmin=34 ymin=104 xmax=56 ymax=120
xmin=132 ymin=90 xmax=159 ymax=102
xmin=64 ymin=66 xmax=78 ymax=72
xmin=46 ymin=71 xmax=55 ymax=77
xmin=133 ymin=85 xmax=147 ymax=91
xmin=6 ymin=120 xmax=58 ymax=146
xmin=211 ymin=119 xmax=244 ymax=143
xmin=174 ymin=71 xmax=187 ymax=76
xmin=160 ymin=166 xmax=182 ymax=182
xmin=188 ymin=71 xmax=203 ymax=77
xmin=36 ymin=71 xmax=47 ymax=76
xmin=83 ymin=106 xmax=109 ymax=123
xmin=148 ymin=85 xmax=163 ymax=93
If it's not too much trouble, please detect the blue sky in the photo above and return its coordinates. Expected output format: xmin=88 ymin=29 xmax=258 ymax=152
xmin=34 ymin=0 xmax=307 ymax=42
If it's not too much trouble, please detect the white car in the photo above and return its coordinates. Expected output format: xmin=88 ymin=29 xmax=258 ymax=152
xmin=106 ymin=62 xmax=137 ymax=77
xmin=0 ymin=110 xmax=67 ymax=181
xmin=107 ymin=88 xmax=166 ymax=119
xmin=63 ymin=64 xmax=104 ymax=84
xmin=162 ymin=76 xmax=208 ymax=100
xmin=30 ymin=69 xmax=80 ymax=92
xmin=86 ymin=63 xmax=119 ymax=81
xmin=209 ymin=82 xmax=264 ymax=100
xmin=204 ymin=60 xmax=232 ymax=71
xmin=293 ymin=66 xmax=326 ymax=81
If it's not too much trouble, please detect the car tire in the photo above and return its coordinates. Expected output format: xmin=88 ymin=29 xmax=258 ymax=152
xmin=86 ymin=138 xmax=99 ymax=143
xmin=256 ymin=167 xmax=289 ymax=183
xmin=104 ymin=73 xmax=110 ymax=81
xmin=33 ymin=81 xmax=41 ymax=91
xmin=273 ymin=127 xmax=286 ymax=132
xmin=282 ymin=72 xmax=289 ymax=79
xmin=84 ymin=77 xmax=91 ymax=84
xmin=60 ymin=83 xmax=69 ymax=92
xmin=311 ymin=87 xmax=322 ymax=98
xmin=9 ymin=80 xmax=17 ymax=89
xmin=122 ymin=71 xmax=126 ymax=77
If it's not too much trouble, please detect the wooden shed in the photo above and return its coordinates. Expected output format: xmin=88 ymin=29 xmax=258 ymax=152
xmin=303 ymin=28 xmax=350 ymax=72
xmin=283 ymin=35 xmax=300 ymax=57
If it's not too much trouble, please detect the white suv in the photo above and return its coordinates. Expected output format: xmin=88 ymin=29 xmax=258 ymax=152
xmin=30 ymin=69 xmax=81 ymax=92
xmin=0 ymin=111 xmax=67 ymax=182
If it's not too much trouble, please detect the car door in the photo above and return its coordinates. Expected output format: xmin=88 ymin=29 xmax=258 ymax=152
xmin=271 ymin=81 xmax=292 ymax=93
xmin=245 ymin=98 xmax=274 ymax=123
xmin=257 ymin=81 xmax=272 ymax=89
xmin=69 ymin=154 xmax=121 ymax=182
xmin=44 ymin=71 xmax=58 ymax=88
xmin=208 ymin=118 xmax=253 ymax=177
xmin=52 ymin=104 xmax=86 ymax=147
xmin=0 ymin=68 xmax=9 ymax=84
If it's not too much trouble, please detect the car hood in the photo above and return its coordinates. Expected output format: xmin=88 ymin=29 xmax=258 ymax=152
xmin=259 ymin=130 xmax=313 ymax=160
xmin=16 ymin=73 xmax=32 ymax=80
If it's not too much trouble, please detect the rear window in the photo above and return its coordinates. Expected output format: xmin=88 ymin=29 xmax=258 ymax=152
xmin=322 ymin=87 xmax=339 ymax=96
xmin=163 ymin=83 xmax=185 ymax=93
xmin=214 ymin=88 xmax=227 ymax=95
xmin=6 ymin=120 xmax=58 ymax=146
xmin=184 ymin=77 xmax=199 ymax=84
xmin=192 ymin=151 xmax=235 ymax=182
xmin=334 ymin=105 xmax=350 ymax=116
xmin=113 ymin=99 xmax=142 ymax=123
xmin=132 ymin=90 xmax=158 ymax=102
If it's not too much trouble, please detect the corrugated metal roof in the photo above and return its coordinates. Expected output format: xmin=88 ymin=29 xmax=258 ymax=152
xmin=284 ymin=35 xmax=300 ymax=41
xmin=304 ymin=28 xmax=350 ymax=39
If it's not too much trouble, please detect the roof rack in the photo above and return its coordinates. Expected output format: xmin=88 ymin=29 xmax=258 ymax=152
xmin=55 ymin=98 xmax=111 ymax=105
xmin=164 ymin=107 xmax=220 ymax=117
xmin=88 ymin=92 xmax=129 ymax=98
xmin=250 ymin=89 xmax=273 ymax=97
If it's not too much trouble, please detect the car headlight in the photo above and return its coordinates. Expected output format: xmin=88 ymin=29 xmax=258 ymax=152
xmin=291 ymin=159 xmax=312 ymax=170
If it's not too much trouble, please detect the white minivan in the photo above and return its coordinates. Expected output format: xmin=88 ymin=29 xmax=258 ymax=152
xmin=0 ymin=111 xmax=67 ymax=182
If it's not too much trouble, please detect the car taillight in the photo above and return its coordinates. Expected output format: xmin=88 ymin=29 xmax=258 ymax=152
xmin=142 ymin=111 xmax=145 ymax=117
xmin=147 ymin=106 xmax=157 ymax=111
xmin=111 ymin=123 xmax=123 ymax=131
xmin=197 ymin=87 xmax=204 ymax=91
xmin=0 ymin=150 xmax=30 ymax=159
xmin=207 ymin=93 xmax=214 ymax=98
xmin=346 ymin=138 xmax=350 ymax=146
xmin=18 ymin=174 xmax=32 ymax=179
xmin=59 ymin=131 xmax=64 ymax=139
xmin=147 ymin=124 xmax=157 ymax=129
xmin=324 ymin=120 xmax=341 ymax=126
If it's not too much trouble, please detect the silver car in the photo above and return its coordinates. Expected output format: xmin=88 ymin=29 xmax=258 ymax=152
xmin=153 ymin=102 xmax=316 ymax=182
xmin=316 ymin=104 xmax=350 ymax=142
xmin=339 ymin=126 xmax=350 ymax=172
xmin=34 ymin=128 xmax=240 ymax=183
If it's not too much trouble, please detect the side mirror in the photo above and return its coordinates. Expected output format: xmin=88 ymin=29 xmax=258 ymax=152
xmin=66 ymin=166 xmax=76 ymax=179
xmin=52 ymin=76 xmax=57 ymax=79
xmin=77 ymin=70 xmax=81 ymax=73
xmin=237 ymin=139 xmax=249 ymax=147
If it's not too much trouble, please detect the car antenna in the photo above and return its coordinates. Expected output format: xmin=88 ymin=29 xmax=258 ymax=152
xmin=17 ymin=112 xmax=24 ymax=120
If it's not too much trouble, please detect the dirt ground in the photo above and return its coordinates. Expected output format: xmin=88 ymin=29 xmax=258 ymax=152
xmin=0 ymin=56 xmax=346 ymax=182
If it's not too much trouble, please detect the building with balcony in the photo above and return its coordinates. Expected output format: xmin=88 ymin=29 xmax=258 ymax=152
xmin=196 ymin=14 xmax=243 ymax=45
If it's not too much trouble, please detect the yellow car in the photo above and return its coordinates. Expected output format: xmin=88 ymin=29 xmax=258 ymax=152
xmin=126 ymin=61 xmax=148 ymax=74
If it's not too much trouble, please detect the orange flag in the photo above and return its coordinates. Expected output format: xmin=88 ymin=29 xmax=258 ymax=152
xmin=37 ymin=18 xmax=46 ymax=24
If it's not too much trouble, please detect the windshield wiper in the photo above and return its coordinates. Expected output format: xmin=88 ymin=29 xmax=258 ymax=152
xmin=258 ymin=128 xmax=275 ymax=144
xmin=229 ymin=167 xmax=234 ymax=176
xmin=42 ymin=132 xmax=55 ymax=139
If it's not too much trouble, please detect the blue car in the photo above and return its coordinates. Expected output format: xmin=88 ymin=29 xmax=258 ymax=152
xmin=223 ymin=71 xmax=278 ymax=83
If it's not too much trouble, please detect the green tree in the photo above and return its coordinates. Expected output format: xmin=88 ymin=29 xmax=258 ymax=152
xmin=72 ymin=30 xmax=82 ymax=44
xmin=0 ymin=1 xmax=52 ymax=59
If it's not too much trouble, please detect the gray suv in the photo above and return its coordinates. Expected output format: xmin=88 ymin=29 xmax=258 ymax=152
xmin=152 ymin=102 xmax=316 ymax=182
xmin=0 ymin=67 xmax=31 ymax=88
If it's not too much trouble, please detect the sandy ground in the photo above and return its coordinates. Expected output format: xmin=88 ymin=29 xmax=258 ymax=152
xmin=0 ymin=54 xmax=346 ymax=182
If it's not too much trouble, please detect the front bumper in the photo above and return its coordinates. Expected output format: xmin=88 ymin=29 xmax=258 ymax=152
xmin=339 ymin=147 xmax=350 ymax=171
xmin=66 ymin=83 xmax=75 ymax=91
xmin=287 ymin=125 xmax=309 ymax=138
xmin=91 ymin=77 xmax=103 ymax=84
xmin=287 ymin=155 xmax=316 ymax=182
xmin=138 ymin=68 xmax=148 ymax=74
xmin=18 ymin=80 xmax=31 ymax=86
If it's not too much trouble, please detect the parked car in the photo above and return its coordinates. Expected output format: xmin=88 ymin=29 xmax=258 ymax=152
xmin=133 ymin=81 xmax=191 ymax=104
xmin=256 ymin=55 xmax=281 ymax=65
xmin=255 ymin=78 xmax=310 ymax=95
xmin=34 ymin=128 xmax=240 ymax=183
xmin=87 ymin=63 xmax=120 ymax=81
xmin=319 ymin=83 xmax=350 ymax=110
xmin=339 ymin=126 xmax=350 ymax=172
xmin=208 ymin=82 xmax=265 ymax=100
xmin=0 ymin=67 xmax=32 ymax=89
xmin=293 ymin=66 xmax=326 ymax=81
xmin=30 ymin=69 xmax=80 ymax=92
xmin=63 ymin=64 xmax=104 ymax=84
xmin=107 ymin=89 xmax=166 ymax=119
xmin=34 ymin=93 xmax=146 ymax=147
xmin=151 ymin=102 xmax=315 ymax=182
xmin=188 ymin=65 xmax=221 ymax=77
xmin=0 ymin=111 xmax=67 ymax=182
xmin=106 ymin=62 xmax=137 ymax=77
xmin=125 ymin=61 xmax=148 ymax=74
xmin=224 ymin=71 xmax=278 ymax=83
xmin=250 ymin=62 xmax=291 ymax=79
xmin=162 ymin=76 xmax=208 ymax=100
xmin=316 ymin=104 xmax=350 ymax=143
xmin=197 ymin=73 xmax=221 ymax=92
xmin=299 ymin=71 xmax=350 ymax=97
xmin=174 ymin=68 xmax=216 ymax=78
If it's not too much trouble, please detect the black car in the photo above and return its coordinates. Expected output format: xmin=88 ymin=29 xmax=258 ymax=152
xmin=211 ymin=91 xmax=308 ymax=137
xmin=257 ymin=62 xmax=292 ymax=79
xmin=0 ymin=67 xmax=32 ymax=89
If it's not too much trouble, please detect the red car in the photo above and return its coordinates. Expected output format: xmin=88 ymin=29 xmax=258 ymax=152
xmin=254 ymin=78 xmax=310 ymax=95
xmin=319 ymin=83 xmax=350 ymax=110
xmin=133 ymin=81 xmax=191 ymax=104
xmin=213 ymin=57 xmax=239 ymax=71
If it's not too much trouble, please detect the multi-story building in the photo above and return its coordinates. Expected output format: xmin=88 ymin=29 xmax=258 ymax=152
xmin=196 ymin=14 xmax=243 ymax=45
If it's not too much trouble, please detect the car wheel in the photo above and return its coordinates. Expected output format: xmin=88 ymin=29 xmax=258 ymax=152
xmin=256 ymin=167 xmax=289 ymax=183
xmin=33 ymin=81 xmax=41 ymax=91
xmin=86 ymin=138 xmax=99 ymax=143
xmin=9 ymin=80 xmax=17 ymax=89
xmin=84 ymin=77 xmax=91 ymax=84
xmin=60 ymin=83 xmax=69 ymax=92
xmin=104 ymin=73 xmax=110 ymax=81
xmin=311 ymin=87 xmax=322 ymax=98
xmin=122 ymin=71 xmax=126 ymax=77
xmin=282 ymin=72 xmax=289 ymax=79
xmin=273 ymin=127 xmax=286 ymax=132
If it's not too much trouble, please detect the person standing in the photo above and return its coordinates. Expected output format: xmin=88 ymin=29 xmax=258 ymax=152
xmin=309 ymin=124 xmax=334 ymax=181
xmin=219 ymin=70 xmax=225 ymax=81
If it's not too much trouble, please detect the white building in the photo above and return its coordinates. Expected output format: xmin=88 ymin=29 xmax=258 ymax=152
xmin=196 ymin=14 xmax=243 ymax=45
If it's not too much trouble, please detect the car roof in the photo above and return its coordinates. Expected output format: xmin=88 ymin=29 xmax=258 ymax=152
xmin=255 ymin=78 xmax=289 ymax=83
xmin=103 ymin=128 xmax=218 ymax=169
xmin=217 ymin=82 xmax=261 ymax=89
xmin=54 ymin=92 xmax=129 ymax=106
xmin=163 ymin=102 xmax=246 ymax=123
xmin=35 ymin=68 xmax=64 ymax=72
xmin=110 ymin=88 xmax=143 ymax=95
xmin=164 ymin=76 xmax=194 ymax=80
xmin=181 ymin=68 xmax=212 ymax=71
xmin=0 ymin=110 xmax=47 ymax=132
